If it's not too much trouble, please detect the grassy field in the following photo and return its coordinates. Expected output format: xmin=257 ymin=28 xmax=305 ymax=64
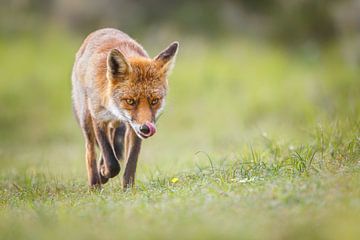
xmin=0 ymin=30 xmax=359 ymax=239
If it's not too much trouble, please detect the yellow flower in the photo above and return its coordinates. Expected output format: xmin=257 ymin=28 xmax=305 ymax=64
xmin=171 ymin=177 xmax=179 ymax=183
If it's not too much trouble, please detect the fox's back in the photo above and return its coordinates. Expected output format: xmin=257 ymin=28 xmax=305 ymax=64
xmin=73 ymin=28 xmax=149 ymax=84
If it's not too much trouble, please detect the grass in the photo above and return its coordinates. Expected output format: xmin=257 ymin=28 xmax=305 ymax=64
xmin=0 ymin=29 xmax=359 ymax=239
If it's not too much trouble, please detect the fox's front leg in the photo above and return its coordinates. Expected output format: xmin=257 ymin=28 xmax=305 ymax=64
xmin=123 ymin=124 xmax=142 ymax=189
xmin=93 ymin=121 xmax=120 ymax=180
xmin=81 ymin=115 xmax=101 ymax=187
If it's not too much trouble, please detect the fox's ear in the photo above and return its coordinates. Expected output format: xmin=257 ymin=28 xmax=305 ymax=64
xmin=107 ymin=49 xmax=131 ymax=78
xmin=154 ymin=41 xmax=179 ymax=75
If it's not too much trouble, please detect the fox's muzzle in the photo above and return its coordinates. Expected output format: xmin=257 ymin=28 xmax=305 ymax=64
xmin=139 ymin=122 xmax=156 ymax=138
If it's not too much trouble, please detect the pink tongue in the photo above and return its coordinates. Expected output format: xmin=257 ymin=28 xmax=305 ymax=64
xmin=145 ymin=122 xmax=156 ymax=136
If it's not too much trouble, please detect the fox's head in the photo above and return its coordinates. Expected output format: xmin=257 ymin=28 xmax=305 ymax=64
xmin=106 ymin=42 xmax=179 ymax=139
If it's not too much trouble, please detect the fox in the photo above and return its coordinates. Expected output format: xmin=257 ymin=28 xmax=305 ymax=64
xmin=71 ymin=28 xmax=179 ymax=189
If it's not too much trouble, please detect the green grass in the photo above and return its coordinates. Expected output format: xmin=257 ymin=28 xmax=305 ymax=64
xmin=0 ymin=30 xmax=359 ymax=239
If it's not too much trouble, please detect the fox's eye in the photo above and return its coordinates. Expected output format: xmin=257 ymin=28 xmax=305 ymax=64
xmin=126 ymin=99 xmax=136 ymax=106
xmin=151 ymin=98 xmax=159 ymax=105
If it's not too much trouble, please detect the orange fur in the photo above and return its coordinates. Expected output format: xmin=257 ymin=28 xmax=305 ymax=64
xmin=71 ymin=28 xmax=178 ymax=188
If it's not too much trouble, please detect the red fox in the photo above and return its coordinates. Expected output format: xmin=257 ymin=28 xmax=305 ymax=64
xmin=71 ymin=28 xmax=178 ymax=188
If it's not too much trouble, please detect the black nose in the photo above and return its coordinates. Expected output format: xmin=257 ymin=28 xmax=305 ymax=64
xmin=139 ymin=124 xmax=150 ymax=135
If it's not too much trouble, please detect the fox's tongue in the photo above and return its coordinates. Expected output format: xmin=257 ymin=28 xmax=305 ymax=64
xmin=145 ymin=122 xmax=156 ymax=136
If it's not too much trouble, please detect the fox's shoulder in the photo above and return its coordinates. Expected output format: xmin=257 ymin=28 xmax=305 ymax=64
xmin=76 ymin=28 xmax=148 ymax=61
xmin=84 ymin=28 xmax=132 ymax=46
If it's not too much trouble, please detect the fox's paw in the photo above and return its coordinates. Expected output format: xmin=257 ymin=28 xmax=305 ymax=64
xmin=98 ymin=158 xmax=110 ymax=184
xmin=98 ymin=156 xmax=120 ymax=180
xmin=99 ymin=168 xmax=110 ymax=184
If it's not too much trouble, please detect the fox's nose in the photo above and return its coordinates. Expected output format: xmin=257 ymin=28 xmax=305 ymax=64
xmin=139 ymin=124 xmax=150 ymax=135
xmin=139 ymin=122 xmax=156 ymax=137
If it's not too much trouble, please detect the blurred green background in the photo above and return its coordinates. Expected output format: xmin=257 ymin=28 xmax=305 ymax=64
xmin=0 ymin=1 xmax=359 ymax=239
xmin=0 ymin=0 xmax=359 ymax=171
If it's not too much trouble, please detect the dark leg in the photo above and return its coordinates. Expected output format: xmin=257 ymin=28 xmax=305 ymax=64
xmin=113 ymin=122 xmax=126 ymax=161
xmin=97 ymin=122 xmax=125 ymax=184
xmin=123 ymin=124 xmax=142 ymax=189
xmin=93 ymin=122 xmax=120 ymax=179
